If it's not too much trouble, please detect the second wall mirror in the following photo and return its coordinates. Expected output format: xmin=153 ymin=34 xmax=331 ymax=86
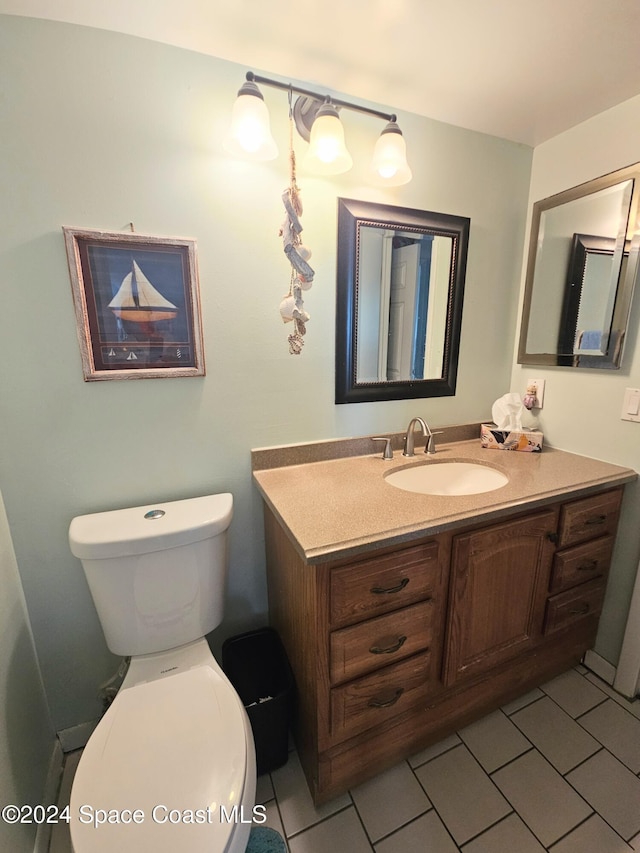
xmin=518 ymin=162 xmax=640 ymax=369
xmin=336 ymin=198 xmax=470 ymax=403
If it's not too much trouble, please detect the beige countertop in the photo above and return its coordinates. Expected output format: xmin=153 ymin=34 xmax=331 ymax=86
xmin=252 ymin=436 xmax=636 ymax=564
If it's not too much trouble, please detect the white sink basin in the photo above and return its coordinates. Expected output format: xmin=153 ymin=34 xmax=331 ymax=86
xmin=385 ymin=461 xmax=509 ymax=496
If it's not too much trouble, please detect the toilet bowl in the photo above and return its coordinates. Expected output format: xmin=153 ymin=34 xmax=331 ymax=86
xmin=68 ymin=494 xmax=256 ymax=853
xmin=70 ymin=639 xmax=256 ymax=852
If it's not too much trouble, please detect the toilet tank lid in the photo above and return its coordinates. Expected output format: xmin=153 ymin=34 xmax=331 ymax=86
xmin=69 ymin=493 xmax=233 ymax=559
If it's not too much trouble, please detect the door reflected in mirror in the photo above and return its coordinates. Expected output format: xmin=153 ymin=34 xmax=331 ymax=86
xmin=357 ymin=228 xmax=452 ymax=382
xmin=336 ymin=199 xmax=470 ymax=403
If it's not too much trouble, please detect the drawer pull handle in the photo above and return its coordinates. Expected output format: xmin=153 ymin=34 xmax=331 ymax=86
xmin=584 ymin=514 xmax=606 ymax=526
xmin=569 ymin=604 xmax=590 ymax=615
xmin=368 ymin=688 xmax=404 ymax=709
xmin=371 ymin=578 xmax=409 ymax=595
xmin=577 ymin=560 xmax=599 ymax=571
xmin=370 ymin=636 xmax=407 ymax=655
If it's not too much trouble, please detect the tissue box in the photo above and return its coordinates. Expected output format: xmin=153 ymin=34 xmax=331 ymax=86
xmin=480 ymin=423 xmax=543 ymax=452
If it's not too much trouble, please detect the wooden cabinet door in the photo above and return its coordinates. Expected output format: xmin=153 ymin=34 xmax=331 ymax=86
xmin=443 ymin=509 xmax=557 ymax=686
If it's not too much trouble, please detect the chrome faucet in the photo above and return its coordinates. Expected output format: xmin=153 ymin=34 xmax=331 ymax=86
xmin=403 ymin=417 xmax=438 ymax=456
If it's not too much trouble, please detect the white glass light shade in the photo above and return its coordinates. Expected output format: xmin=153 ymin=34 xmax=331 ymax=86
xmin=224 ymin=82 xmax=278 ymax=161
xmin=304 ymin=103 xmax=353 ymax=175
xmin=372 ymin=121 xmax=412 ymax=186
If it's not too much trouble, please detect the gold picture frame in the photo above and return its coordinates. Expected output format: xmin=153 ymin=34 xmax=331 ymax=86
xmin=63 ymin=227 xmax=205 ymax=381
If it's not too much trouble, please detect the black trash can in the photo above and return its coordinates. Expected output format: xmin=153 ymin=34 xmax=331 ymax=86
xmin=222 ymin=627 xmax=295 ymax=775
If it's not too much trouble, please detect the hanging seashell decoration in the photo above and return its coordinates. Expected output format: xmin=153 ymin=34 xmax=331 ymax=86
xmin=278 ymin=112 xmax=315 ymax=355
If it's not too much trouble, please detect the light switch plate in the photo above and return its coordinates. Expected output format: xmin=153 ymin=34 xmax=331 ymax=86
xmin=621 ymin=388 xmax=640 ymax=422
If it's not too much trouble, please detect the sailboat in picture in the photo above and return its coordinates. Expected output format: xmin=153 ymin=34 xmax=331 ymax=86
xmin=109 ymin=260 xmax=178 ymax=323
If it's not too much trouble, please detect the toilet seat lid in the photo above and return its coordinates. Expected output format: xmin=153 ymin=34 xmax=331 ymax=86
xmin=70 ymin=665 xmax=250 ymax=852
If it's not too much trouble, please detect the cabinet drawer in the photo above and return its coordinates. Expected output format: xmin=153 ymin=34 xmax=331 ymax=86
xmin=330 ymin=652 xmax=432 ymax=741
xmin=545 ymin=579 xmax=606 ymax=634
xmin=550 ymin=536 xmax=614 ymax=593
xmin=330 ymin=600 xmax=433 ymax=685
xmin=330 ymin=542 xmax=440 ymax=627
xmin=558 ymin=490 xmax=622 ymax=548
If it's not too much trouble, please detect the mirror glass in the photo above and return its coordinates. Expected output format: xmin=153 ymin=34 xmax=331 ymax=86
xmin=519 ymin=163 xmax=640 ymax=368
xmin=336 ymin=198 xmax=470 ymax=403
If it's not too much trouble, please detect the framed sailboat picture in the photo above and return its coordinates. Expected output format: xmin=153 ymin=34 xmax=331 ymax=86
xmin=63 ymin=228 xmax=205 ymax=380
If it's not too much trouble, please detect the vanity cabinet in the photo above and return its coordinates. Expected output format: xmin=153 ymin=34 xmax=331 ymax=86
xmin=443 ymin=509 xmax=558 ymax=685
xmin=328 ymin=543 xmax=447 ymax=743
xmin=262 ymin=485 xmax=623 ymax=803
xmin=544 ymin=489 xmax=621 ymax=634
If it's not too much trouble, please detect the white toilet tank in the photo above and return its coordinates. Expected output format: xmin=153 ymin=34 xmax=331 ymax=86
xmin=69 ymin=493 xmax=233 ymax=656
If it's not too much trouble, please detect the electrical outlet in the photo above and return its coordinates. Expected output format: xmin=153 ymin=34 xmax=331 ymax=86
xmin=621 ymin=388 xmax=640 ymax=422
xmin=526 ymin=378 xmax=545 ymax=409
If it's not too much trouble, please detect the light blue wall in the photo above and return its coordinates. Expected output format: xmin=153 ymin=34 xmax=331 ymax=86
xmin=511 ymin=95 xmax=640 ymax=665
xmin=0 ymin=15 xmax=532 ymax=732
xmin=0 ymin=488 xmax=56 ymax=852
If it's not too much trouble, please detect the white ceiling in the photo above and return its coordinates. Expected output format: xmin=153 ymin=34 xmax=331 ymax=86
xmin=3 ymin=0 xmax=640 ymax=146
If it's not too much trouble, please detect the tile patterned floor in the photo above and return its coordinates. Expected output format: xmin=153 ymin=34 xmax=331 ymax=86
xmin=50 ymin=667 xmax=640 ymax=853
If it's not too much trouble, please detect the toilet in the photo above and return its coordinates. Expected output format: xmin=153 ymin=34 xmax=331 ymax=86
xmin=67 ymin=493 xmax=256 ymax=853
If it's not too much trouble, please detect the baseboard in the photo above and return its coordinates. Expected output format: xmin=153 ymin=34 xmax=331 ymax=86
xmin=33 ymin=737 xmax=64 ymax=853
xmin=57 ymin=718 xmax=99 ymax=753
xmin=583 ymin=649 xmax=616 ymax=685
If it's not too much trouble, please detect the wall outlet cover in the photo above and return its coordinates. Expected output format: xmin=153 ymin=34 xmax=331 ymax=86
xmin=527 ymin=378 xmax=545 ymax=408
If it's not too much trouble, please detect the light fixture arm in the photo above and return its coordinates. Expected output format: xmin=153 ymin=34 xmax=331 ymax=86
xmin=245 ymin=71 xmax=397 ymax=124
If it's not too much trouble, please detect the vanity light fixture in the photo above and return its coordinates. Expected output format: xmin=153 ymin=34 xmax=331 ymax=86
xmin=371 ymin=120 xmax=412 ymax=185
xmin=304 ymin=100 xmax=353 ymax=175
xmin=224 ymin=77 xmax=278 ymax=161
xmin=226 ymin=71 xmax=412 ymax=185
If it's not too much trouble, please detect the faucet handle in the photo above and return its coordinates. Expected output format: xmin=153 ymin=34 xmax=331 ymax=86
xmin=425 ymin=431 xmax=444 ymax=454
xmin=371 ymin=437 xmax=394 ymax=460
